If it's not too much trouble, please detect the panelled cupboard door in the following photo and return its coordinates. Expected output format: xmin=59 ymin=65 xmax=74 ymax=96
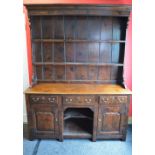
xmin=97 ymin=104 xmax=128 ymax=138
xmin=30 ymin=105 xmax=58 ymax=138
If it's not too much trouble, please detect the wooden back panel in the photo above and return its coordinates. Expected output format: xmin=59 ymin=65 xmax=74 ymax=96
xmin=30 ymin=15 xmax=128 ymax=84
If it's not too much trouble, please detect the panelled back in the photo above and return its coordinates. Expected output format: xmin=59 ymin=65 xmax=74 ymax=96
xmin=31 ymin=16 xmax=127 ymax=84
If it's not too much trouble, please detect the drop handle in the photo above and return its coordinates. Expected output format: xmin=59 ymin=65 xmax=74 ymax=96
xmin=102 ymin=98 xmax=108 ymax=102
xmin=66 ymin=98 xmax=72 ymax=102
xmin=85 ymin=98 xmax=92 ymax=102
xmin=118 ymin=97 xmax=124 ymax=102
xmin=48 ymin=97 xmax=55 ymax=102
xmin=32 ymin=97 xmax=39 ymax=102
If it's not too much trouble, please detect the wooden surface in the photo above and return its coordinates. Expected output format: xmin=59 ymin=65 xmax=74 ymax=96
xmin=24 ymin=83 xmax=131 ymax=94
xmin=26 ymin=5 xmax=131 ymax=16
xmin=23 ymin=0 xmax=132 ymax=5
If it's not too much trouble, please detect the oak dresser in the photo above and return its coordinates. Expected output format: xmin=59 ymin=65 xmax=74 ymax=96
xmin=24 ymin=3 xmax=132 ymax=141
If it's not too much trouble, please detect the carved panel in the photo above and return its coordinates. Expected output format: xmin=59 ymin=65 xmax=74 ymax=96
xmin=30 ymin=104 xmax=59 ymax=138
xmin=36 ymin=112 xmax=54 ymax=131
xmin=102 ymin=113 xmax=120 ymax=132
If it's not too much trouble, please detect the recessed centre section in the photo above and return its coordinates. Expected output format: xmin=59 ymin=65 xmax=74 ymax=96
xmin=63 ymin=108 xmax=93 ymax=138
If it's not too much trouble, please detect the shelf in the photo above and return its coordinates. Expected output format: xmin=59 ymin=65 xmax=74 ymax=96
xmin=63 ymin=118 xmax=92 ymax=138
xmin=64 ymin=108 xmax=93 ymax=120
xmin=63 ymin=108 xmax=93 ymax=138
xmin=33 ymin=62 xmax=124 ymax=66
xmin=32 ymin=39 xmax=126 ymax=43
xmin=37 ymin=80 xmax=119 ymax=84
xmin=64 ymin=115 xmax=92 ymax=120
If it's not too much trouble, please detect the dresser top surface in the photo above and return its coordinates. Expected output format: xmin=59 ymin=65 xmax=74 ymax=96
xmin=24 ymin=83 xmax=131 ymax=95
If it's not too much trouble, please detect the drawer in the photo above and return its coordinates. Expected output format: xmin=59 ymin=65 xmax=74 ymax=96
xmin=100 ymin=96 xmax=128 ymax=104
xmin=29 ymin=95 xmax=58 ymax=104
xmin=63 ymin=96 xmax=96 ymax=105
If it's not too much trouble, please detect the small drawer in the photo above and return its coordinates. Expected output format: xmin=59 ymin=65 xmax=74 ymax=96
xmin=100 ymin=96 xmax=128 ymax=104
xmin=30 ymin=95 xmax=58 ymax=104
xmin=63 ymin=96 xmax=96 ymax=105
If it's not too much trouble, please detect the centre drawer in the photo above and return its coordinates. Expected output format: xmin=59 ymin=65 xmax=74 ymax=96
xmin=29 ymin=95 xmax=58 ymax=104
xmin=63 ymin=96 xmax=97 ymax=105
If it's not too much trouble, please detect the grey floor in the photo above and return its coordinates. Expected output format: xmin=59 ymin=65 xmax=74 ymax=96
xmin=23 ymin=125 xmax=132 ymax=155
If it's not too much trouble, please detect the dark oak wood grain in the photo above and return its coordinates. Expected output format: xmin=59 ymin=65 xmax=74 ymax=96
xmin=30 ymin=15 xmax=128 ymax=84
xmin=25 ymin=5 xmax=131 ymax=17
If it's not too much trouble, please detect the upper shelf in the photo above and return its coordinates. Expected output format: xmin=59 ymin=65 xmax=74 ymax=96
xmin=32 ymin=39 xmax=126 ymax=43
xmin=33 ymin=62 xmax=124 ymax=66
xmin=25 ymin=4 xmax=131 ymax=17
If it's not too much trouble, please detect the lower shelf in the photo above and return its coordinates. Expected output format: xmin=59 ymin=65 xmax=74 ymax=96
xmin=64 ymin=108 xmax=93 ymax=120
xmin=63 ymin=118 xmax=92 ymax=138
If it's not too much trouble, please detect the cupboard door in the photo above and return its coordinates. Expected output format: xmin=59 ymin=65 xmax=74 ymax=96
xmin=97 ymin=104 xmax=128 ymax=139
xmin=30 ymin=105 xmax=58 ymax=138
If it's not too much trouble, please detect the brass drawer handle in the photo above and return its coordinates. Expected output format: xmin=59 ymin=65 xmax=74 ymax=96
xmin=48 ymin=97 xmax=56 ymax=102
xmin=32 ymin=97 xmax=39 ymax=102
xmin=66 ymin=98 xmax=72 ymax=102
xmin=102 ymin=98 xmax=108 ymax=102
xmin=118 ymin=97 xmax=124 ymax=102
xmin=85 ymin=98 xmax=92 ymax=102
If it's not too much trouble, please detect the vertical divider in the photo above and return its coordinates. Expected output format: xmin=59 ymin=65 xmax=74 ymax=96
xmin=31 ymin=24 xmax=37 ymax=82
xmin=40 ymin=16 xmax=45 ymax=80
xmin=53 ymin=17 xmax=55 ymax=80
xmin=52 ymin=16 xmax=55 ymax=80
xmin=86 ymin=16 xmax=89 ymax=81
xmin=73 ymin=16 xmax=77 ymax=81
xmin=32 ymin=45 xmax=37 ymax=82
xmin=110 ymin=17 xmax=113 ymax=80
xmin=30 ymin=17 xmax=36 ymax=83
xmin=63 ymin=16 xmax=66 ymax=81
xmin=97 ymin=16 xmax=102 ymax=81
